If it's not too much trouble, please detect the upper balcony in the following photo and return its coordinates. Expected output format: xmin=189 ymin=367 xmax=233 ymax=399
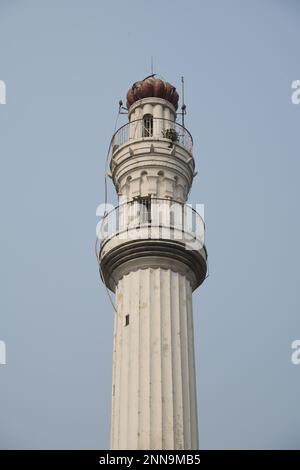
xmin=110 ymin=118 xmax=193 ymax=158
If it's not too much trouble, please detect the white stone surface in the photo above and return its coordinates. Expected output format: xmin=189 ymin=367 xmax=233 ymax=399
xmin=111 ymin=139 xmax=194 ymax=202
xmin=128 ymin=97 xmax=176 ymax=122
xmin=110 ymin=267 xmax=198 ymax=450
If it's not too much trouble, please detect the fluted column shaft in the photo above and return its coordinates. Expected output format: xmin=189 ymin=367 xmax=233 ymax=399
xmin=110 ymin=267 xmax=198 ymax=450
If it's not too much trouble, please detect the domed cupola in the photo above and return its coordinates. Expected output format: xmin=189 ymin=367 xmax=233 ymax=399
xmin=126 ymin=75 xmax=179 ymax=110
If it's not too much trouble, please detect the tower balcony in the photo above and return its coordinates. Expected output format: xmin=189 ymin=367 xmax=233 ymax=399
xmin=110 ymin=118 xmax=193 ymax=157
xmin=110 ymin=119 xmax=195 ymax=202
xmin=98 ymin=198 xmax=207 ymax=292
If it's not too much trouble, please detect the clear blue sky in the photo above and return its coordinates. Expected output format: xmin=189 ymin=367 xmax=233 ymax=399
xmin=0 ymin=0 xmax=300 ymax=449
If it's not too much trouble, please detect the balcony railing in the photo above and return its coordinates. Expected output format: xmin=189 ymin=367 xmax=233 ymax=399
xmin=110 ymin=118 xmax=193 ymax=155
xmin=98 ymin=198 xmax=205 ymax=252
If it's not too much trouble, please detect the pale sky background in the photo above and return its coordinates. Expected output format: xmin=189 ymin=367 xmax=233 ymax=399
xmin=0 ymin=0 xmax=300 ymax=450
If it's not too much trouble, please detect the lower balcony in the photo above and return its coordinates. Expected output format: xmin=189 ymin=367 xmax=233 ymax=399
xmin=97 ymin=198 xmax=207 ymax=292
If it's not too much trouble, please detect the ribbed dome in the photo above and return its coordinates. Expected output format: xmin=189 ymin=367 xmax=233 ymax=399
xmin=126 ymin=76 xmax=179 ymax=110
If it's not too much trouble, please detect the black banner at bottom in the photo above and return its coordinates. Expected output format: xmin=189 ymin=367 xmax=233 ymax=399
xmin=0 ymin=450 xmax=299 ymax=466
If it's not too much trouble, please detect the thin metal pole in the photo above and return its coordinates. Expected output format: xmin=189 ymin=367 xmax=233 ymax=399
xmin=181 ymin=76 xmax=185 ymax=128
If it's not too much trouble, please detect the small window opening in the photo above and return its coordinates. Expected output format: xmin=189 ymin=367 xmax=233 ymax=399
xmin=138 ymin=196 xmax=152 ymax=224
xmin=125 ymin=314 xmax=130 ymax=326
xmin=143 ymin=114 xmax=153 ymax=137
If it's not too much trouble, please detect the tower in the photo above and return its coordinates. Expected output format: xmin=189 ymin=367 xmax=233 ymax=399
xmin=98 ymin=76 xmax=207 ymax=450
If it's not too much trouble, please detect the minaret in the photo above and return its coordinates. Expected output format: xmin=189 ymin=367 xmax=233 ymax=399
xmin=98 ymin=76 xmax=207 ymax=450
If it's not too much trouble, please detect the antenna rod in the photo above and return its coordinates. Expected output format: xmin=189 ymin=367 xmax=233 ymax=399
xmin=181 ymin=76 xmax=186 ymax=127
xmin=151 ymin=56 xmax=154 ymax=75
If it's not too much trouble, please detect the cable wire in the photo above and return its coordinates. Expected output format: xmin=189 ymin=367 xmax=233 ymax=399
xmin=95 ymin=108 xmax=121 ymax=313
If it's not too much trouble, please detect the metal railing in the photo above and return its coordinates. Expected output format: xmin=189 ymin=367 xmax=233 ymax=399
xmin=110 ymin=118 xmax=193 ymax=155
xmin=98 ymin=198 xmax=205 ymax=252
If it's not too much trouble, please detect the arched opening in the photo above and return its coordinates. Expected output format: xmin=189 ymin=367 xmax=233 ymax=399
xmin=142 ymin=114 xmax=153 ymax=137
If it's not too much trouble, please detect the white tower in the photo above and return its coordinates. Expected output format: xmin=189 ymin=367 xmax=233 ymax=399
xmin=98 ymin=76 xmax=207 ymax=450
